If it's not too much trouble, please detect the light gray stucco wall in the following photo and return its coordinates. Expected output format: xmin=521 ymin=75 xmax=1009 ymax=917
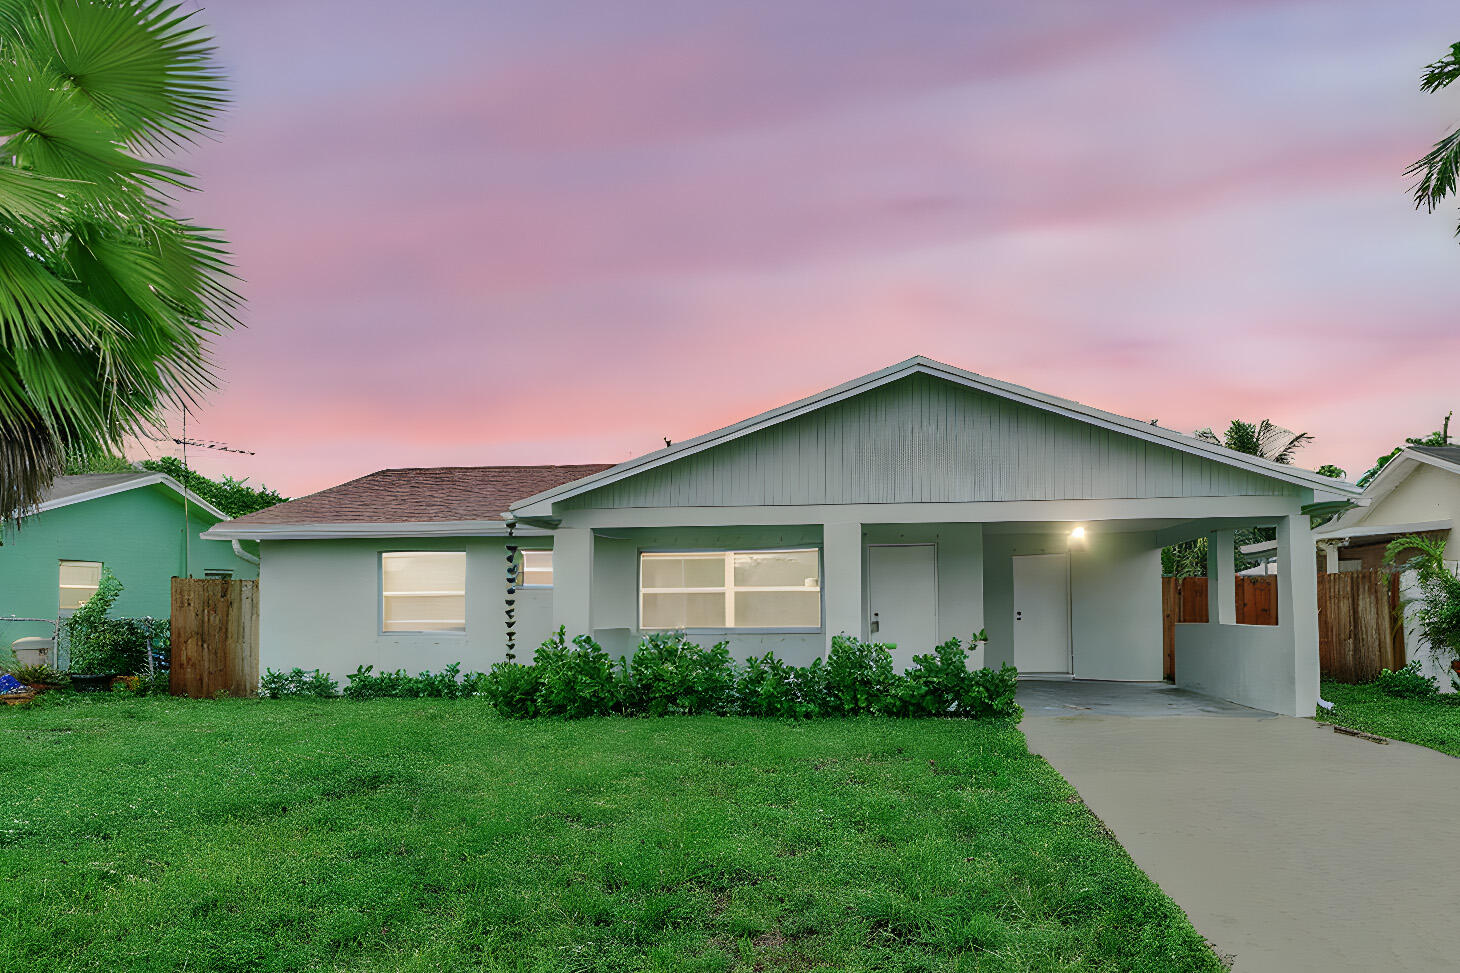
xmin=982 ymin=529 xmax=1162 ymax=680
xmin=258 ymin=537 xmax=552 ymax=679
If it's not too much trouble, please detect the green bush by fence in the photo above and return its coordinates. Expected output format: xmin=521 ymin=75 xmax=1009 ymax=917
xmin=65 ymin=569 xmax=169 ymax=676
xmin=262 ymin=629 xmax=1020 ymax=720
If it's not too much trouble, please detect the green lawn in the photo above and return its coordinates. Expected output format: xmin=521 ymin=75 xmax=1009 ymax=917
xmin=0 ymin=699 xmax=1220 ymax=972
xmin=1318 ymin=680 xmax=1460 ymax=757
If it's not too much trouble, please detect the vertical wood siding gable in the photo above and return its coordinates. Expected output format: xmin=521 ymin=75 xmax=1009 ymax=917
xmin=562 ymin=374 xmax=1295 ymax=509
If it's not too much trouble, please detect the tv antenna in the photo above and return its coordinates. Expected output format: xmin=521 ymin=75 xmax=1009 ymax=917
xmin=172 ymin=408 xmax=255 ymax=578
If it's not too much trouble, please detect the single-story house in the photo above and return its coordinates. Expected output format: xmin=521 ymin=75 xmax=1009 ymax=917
xmin=206 ymin=357 xmax=1358 ymax=716
xmin=1 ymin=473 xmax=261 ymax=662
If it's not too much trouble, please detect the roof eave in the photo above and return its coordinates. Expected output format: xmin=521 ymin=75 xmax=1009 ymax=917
xmin=202 ymin=519 xmax=554 ymax=541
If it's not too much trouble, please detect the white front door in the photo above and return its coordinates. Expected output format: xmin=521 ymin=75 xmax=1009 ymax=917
xmin=867 ymin=544 xmax=938 ymax=671
xmin=1012 ymin=553 xmax=1071 ymax=674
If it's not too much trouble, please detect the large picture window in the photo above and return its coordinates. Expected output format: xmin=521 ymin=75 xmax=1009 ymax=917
xmin=381 ymin=552 xmax=466 ymax=633
xmin=639 ymin=549 xmax=821 ymax=631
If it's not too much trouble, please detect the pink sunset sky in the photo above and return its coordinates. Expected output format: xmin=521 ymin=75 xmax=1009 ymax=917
xmin=158 ymin=0 xmax=1458 ymax=497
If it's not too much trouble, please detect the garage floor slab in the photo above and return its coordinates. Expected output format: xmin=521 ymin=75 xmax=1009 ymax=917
xmin=1022 ymin=697 xmax=1457 ymax=973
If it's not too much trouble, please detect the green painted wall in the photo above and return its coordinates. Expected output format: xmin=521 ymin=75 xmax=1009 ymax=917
xmin=0 ymin=485 xmax=258 ymax=641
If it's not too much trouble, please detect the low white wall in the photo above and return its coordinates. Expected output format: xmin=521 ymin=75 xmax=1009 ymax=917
xmin=258 ymin=537 xmax=553 ymax=679
xmin=1175 ymin=622 xmax=1296 ymax=715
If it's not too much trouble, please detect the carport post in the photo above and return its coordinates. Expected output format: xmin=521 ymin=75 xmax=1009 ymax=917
xmin=1206 ymin=530 xmax=1236 ymax=625
xmin=1276 ymin=513 xmax=1320 ymax=715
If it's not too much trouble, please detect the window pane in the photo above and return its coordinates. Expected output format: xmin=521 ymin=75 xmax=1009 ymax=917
xmin=59 ymin=560 xmax=102 ymax=613
xmin=735 ymin=590 xmax=821 ymax=628
xmin=382 ymin=552 xmax=465 ymax=632
xmin=641 ymin=552 xmax=725 ymax=589
xmin=641 ymin=592 xmax=726 ymax=629
xmin=733 ymin=550 xmax=819 ymax=589
xmin=520 ymin=550 xmax=553 ymax=586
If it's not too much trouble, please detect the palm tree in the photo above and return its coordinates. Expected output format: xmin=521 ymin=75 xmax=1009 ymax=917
xmin=1194 ymin=419 xmax=1312 ymax=464
xmin=0 ymin=0 xmax=237 ymax=522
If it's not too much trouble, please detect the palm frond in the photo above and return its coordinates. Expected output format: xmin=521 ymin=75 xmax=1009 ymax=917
xmin=1255 ymin=419 xmax=1312 ymax=465
xmin=11 ymin=0 xmax=228 ymax=154
xmin=1419 ymin=42 xmax=1460 ymax=94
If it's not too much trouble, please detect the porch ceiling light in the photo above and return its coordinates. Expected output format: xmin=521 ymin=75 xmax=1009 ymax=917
xmin=1069 ymin=526 xmax=1086 ymax=541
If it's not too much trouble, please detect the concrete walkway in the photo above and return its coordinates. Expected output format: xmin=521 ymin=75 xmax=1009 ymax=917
xmin=1019 ymin=681 xmax=1457 ymax=973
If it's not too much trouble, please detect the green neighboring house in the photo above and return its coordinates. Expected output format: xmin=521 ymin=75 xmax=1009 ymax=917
xmin=0 ymin=473 xmax=260 ymax=654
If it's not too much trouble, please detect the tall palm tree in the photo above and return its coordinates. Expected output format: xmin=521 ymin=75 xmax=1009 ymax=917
xmin=0 ymin=0 xmax=237 ymax=522
xmin=1194 ymin=419 xmax=1312 ymax=464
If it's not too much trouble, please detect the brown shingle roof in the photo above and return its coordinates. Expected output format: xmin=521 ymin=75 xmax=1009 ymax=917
xmin=226 ymin=465 xmax=612 ymax=526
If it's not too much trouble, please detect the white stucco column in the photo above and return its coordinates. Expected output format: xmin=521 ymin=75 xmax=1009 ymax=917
xmin=1276 ymin=512 xmax=1320 ymax=716
xmin=1207 ymin=529 xmax=1236 ymax=625
xmin=551 ymin=527 xmax=594 ymax=637
xmin=1320 ymin=540 xmax=1340 ymax=574
xmin=822 ymin=522 xmax=863 ymax=656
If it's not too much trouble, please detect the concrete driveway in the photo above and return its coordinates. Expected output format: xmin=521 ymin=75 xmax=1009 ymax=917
xmin=1019 ymin=681 xmax=1457 ymax=973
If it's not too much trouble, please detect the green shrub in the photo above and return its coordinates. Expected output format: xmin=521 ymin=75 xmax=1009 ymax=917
xmin=534 ymin=627 xmax=618 ymax=718
xmin=1373 ymin=661 xmax=1438 ymax=699
xmin=65 ymin=569 xmax=169 ymax=675
xmin=961 ymin=663 xmax=1021 ymax=719
xmin=262 ymin=667 xmax=339 ymax=699
xmin=10 ymin=663 xmax=70 ymax=688
xmin=825 ymin=635 xmax=905 ymax=716
xmin=622 ymin=632 xmax=736 ymax=715
xmin=483 ymin=662 xmax=541 ymax=718
xmin=255 ymin=631 xmax=1022 ymax=721
xmin=734 ymin=652 xmax=825 ymax=718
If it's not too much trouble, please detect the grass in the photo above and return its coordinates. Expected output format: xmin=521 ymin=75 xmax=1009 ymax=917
xmin=0 ymin=698 xmax=1221 ymax=972
xmin=1318 ymin=679 xmax=1460 ymax=757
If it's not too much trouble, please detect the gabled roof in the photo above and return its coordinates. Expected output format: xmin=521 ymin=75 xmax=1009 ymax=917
xmin=205 ymin=465 xmax=612 ymax=540
xmin=39 ymin=473 xmax=230 ymax=521
xmin=1316 ymin=445 xmax=1460 ymax=538
xmin=510 ymin=356 xmax=1360 ymax=517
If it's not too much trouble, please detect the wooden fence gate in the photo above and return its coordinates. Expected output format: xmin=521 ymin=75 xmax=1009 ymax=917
xmin=170 ymin=578 xmax=260 ymax=698
xmin=1317 ymin=569 xmax=1403 ymax=683
xmin=1162 ymin=570 xmax=1403 ymax=683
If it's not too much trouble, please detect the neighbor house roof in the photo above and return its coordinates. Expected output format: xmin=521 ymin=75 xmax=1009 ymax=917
xmin=1408 ymin=445 xmax=1460 ymax=467
xmin=510 ymin=355 xmax=1362 ymax=518
xmin=39 ymin=472 xmax=230 ymax=521
xmin=1310 ymin=444 xmax=1460 ymax=542
xmin=204 ymin=465 xmax=612 ymax=540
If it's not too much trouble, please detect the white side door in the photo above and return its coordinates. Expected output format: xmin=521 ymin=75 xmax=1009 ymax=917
xmin=867 ymin=544 xmax=938 ymax=671
xmin=1012 ymin=553 xmax=1071 ymax=673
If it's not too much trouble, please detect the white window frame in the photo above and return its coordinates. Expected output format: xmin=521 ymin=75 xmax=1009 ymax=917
xmin=58 ymin=559 xmax=103 ymax=615
xmin=379 ymin=551 xmax=467 ymax=635
xmin=517 ymin=549 xmax=553 ymax=589
xmin=638 ymin=547 xmax=823 ymax=634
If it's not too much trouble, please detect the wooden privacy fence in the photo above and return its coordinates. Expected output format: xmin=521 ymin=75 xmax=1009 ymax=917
xmin=1318 ymin=569 xmax=1403 ymax=683
xmin=170 ymin=578 xmax=259 ymax=698
xmin=1161 ymin=570 xmax=1403 ymax=683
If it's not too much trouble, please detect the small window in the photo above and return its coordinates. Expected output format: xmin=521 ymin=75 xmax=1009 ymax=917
xmin=640 ymin=549 xmax=820 ymax=631
xmin=204 ymin=569 xmax=233 ymax=580
xmin=519 ymin=550 xmax=553 ymax=587
xmin=59 ymin=560 xmax=103 ymax=614
xmin=381 ymin=552 xmax=466 ymax=633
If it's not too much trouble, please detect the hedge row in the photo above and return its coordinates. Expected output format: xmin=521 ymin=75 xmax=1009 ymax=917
xmin=262 ymin=629 xmax=1021 ymax=720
